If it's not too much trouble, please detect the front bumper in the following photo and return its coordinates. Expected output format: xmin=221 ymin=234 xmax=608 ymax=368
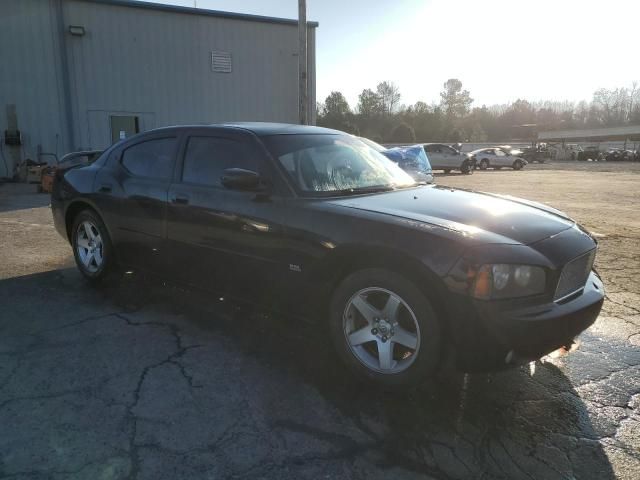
xmin=447 ymin=271 xmax=604 ymax=371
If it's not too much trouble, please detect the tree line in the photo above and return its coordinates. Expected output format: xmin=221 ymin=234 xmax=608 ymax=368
xmin=316 ymin=79 xmax=640 ymax=143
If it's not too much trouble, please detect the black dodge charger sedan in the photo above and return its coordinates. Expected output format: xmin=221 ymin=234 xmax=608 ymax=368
xmin=51 ymin=123 xmax=604 ymax=388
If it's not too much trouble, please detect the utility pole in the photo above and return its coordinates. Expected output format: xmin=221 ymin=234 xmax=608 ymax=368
xmin=298 ymin=0 xmax=308 ymax=125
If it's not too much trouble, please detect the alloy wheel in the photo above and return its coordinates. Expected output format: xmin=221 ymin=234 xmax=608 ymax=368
xmin=76 ymin=221 xmax=104 ymax=273
xmin=343 ymin=287 xmax=421 ymax=374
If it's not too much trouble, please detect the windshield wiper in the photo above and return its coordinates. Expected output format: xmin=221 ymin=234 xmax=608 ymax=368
xmin=333 ymin=185 xmax=396 ymax=195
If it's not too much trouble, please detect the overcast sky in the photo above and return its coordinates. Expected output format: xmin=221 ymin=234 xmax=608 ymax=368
xmin=151 ymin=0 xmax=639 ymax=109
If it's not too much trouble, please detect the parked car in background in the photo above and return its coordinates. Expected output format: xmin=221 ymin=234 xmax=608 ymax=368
xmin=39 ymin=150 xmax=103 ymax=193
xmin=577 ymin=146 xmax=602 ymax=161
xmin=606 ymin=149 xmax=635 ymax=161
xmin=521 ymin=145 xmax=552 ymax=164
xmin=471 ymin=147 xmax=527 ymax=170
xmin=422 ymin=143 xmax=474 ymax=174
xmin=51 ymin=123 xmax=604 ymax=388
xmin=381 ymin=145 xmax=433 ymax=183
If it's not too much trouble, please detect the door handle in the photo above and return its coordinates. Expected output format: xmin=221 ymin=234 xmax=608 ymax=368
xmin=171 ymin=194 xmax=190 ymax=205
xmin=98 ymin=184 xmax=112 ymax=193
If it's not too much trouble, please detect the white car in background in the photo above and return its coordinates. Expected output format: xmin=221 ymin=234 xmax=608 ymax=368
xmin=471 ymin=147 xmax=527 ymax=171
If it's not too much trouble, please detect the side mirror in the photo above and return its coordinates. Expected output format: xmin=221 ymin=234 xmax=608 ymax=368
xmin=221 ymin=168 xmax=264 ymax=191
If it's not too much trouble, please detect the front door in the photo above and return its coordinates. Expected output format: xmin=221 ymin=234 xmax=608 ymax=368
xmin=166 ymin=129 xmax=288 ymax=302
xmin=443 ymin=145 xmax=461 ymax=168
xmin=425 ymin=144 xmax=448 ymax=169
xmin=494 ymin=149 xmax=509 ymax=166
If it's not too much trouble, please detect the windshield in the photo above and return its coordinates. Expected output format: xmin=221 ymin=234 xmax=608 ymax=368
xmin=359 ymin=137 xmax=387 ymax=153
xmin=263 ymin=134 xmax=415 ymax=195
xmin=383 ymin=146 xmax=431 ymax=173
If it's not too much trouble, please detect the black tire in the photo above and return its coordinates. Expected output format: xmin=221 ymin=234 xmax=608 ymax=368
xmin=329 ymin=268 xmax=442 ymax=389
xmin=513 ymin=161 xmax=522 ymax=170
xmin=461 ymin=161 xmax=473 ymax=175
xmin=479 ymin=159 xmax=489 ymax=170
xmin=71 ymin=209 xmax=116 ymax=285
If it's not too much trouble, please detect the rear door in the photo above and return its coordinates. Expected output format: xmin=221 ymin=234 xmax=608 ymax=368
xmin=166 ymin=129 xmax=289 ymax=301
xmin=480 ymin=149 xmax=494 ymax=165
xmin=109 ymin=133 xmax=179 ymax=271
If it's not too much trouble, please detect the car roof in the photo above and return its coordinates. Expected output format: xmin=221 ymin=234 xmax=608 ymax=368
xmin=145 ymin=122 xmax=343 ymax=137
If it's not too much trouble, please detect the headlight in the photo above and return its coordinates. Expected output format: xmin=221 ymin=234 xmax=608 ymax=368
xmin=471 ymin=264 xmax=546 ymax=300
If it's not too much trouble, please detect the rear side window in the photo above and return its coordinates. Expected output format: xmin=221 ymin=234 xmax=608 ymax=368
xmin=121 ymin=137 xmax=176 ymax=179
xmin=182 ymin=136 xmax=261 ymax=187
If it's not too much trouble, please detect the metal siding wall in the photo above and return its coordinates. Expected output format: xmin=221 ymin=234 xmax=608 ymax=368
xmin=65 ymin=0 xmax=307 ymax=149
xmin=0 ymin=0 xmax=70 ymax=174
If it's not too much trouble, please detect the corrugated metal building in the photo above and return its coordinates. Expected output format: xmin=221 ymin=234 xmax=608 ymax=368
xmin=0 ymin=0 xmax=317 ymax=178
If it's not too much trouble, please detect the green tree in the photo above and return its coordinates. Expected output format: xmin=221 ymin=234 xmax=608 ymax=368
xmin=390 ymin=122 xmax=416 ymax=143
xmin=440 ymin=79 xmax=473 ymax=117
xmin=323 ymin=91 xmax=351 ymax=119
xmin=376 ymin=81 xmax=401 ymax=115
xmin=357 ymin=88 xmax=382 ymax=116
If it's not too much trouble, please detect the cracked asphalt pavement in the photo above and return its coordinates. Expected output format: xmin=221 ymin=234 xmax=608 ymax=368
xmin=1 ymin=163 xmax=639 ymax=479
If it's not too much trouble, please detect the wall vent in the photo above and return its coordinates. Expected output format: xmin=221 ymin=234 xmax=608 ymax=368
xmin=211 ymin=51 xmax=232 ymax=73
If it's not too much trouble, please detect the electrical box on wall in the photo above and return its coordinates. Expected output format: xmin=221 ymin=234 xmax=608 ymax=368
xmin=4 ymin=130 xmax=22 ymax=146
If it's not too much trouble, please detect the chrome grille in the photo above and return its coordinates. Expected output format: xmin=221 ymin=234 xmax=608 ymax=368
xmin=555 ymin=249 xmax=596 ymax=301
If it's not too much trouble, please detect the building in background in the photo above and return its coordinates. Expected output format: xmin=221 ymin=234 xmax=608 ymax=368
xmin=0 ymin=0 xmax=317 ymax=178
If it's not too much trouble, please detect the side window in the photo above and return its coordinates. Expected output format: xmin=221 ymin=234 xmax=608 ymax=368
xmin=495 ymin=149 xmax=506 ymax=157
xmin=121 ymin=137 xmax=177 ymax=179
xmin=425 ymin=144 xmax=438 ymax=153
xmin=182 ymin=136 xmax=261 ymax=187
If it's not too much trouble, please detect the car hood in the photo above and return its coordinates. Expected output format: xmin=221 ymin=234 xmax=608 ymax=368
xmin=328 ymin=185 xmax=575 ymax=245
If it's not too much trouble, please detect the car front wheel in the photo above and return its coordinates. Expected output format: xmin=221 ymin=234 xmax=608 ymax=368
xmin=461 ymin=161 xmax=473 ymax=174
xmin=329 ymin=268 xmax=441 ymax=389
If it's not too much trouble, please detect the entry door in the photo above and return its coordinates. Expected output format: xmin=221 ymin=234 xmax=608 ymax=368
xmin=166 ymin=131 xmax=288 ymax=301
xmin=111 ymin=115 xmax=139 ymax=144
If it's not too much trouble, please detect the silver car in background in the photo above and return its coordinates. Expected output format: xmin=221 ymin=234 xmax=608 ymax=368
xmin=422 ymin=143 xmax=474 ymax=174
xmin=471 ymin=146 xmax=528 ymax=170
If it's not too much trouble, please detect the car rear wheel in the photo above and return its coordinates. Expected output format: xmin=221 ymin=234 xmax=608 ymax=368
xmin=479 ymin=159 xmax=489 ymax=170
xmin=329 ymin=268 xmax=441 ymax=389
xmin=513 ymin=160 xmax=523 ymax=170
xmin=71 ymin=210 xmax=115 ymax=284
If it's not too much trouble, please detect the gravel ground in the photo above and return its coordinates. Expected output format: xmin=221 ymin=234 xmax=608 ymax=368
xmin=0 ymin=163 xmax=639 ymax=480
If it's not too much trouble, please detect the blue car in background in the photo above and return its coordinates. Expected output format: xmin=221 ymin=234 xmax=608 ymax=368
xmin=358 ymin=137 xmax=434 ymax=183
